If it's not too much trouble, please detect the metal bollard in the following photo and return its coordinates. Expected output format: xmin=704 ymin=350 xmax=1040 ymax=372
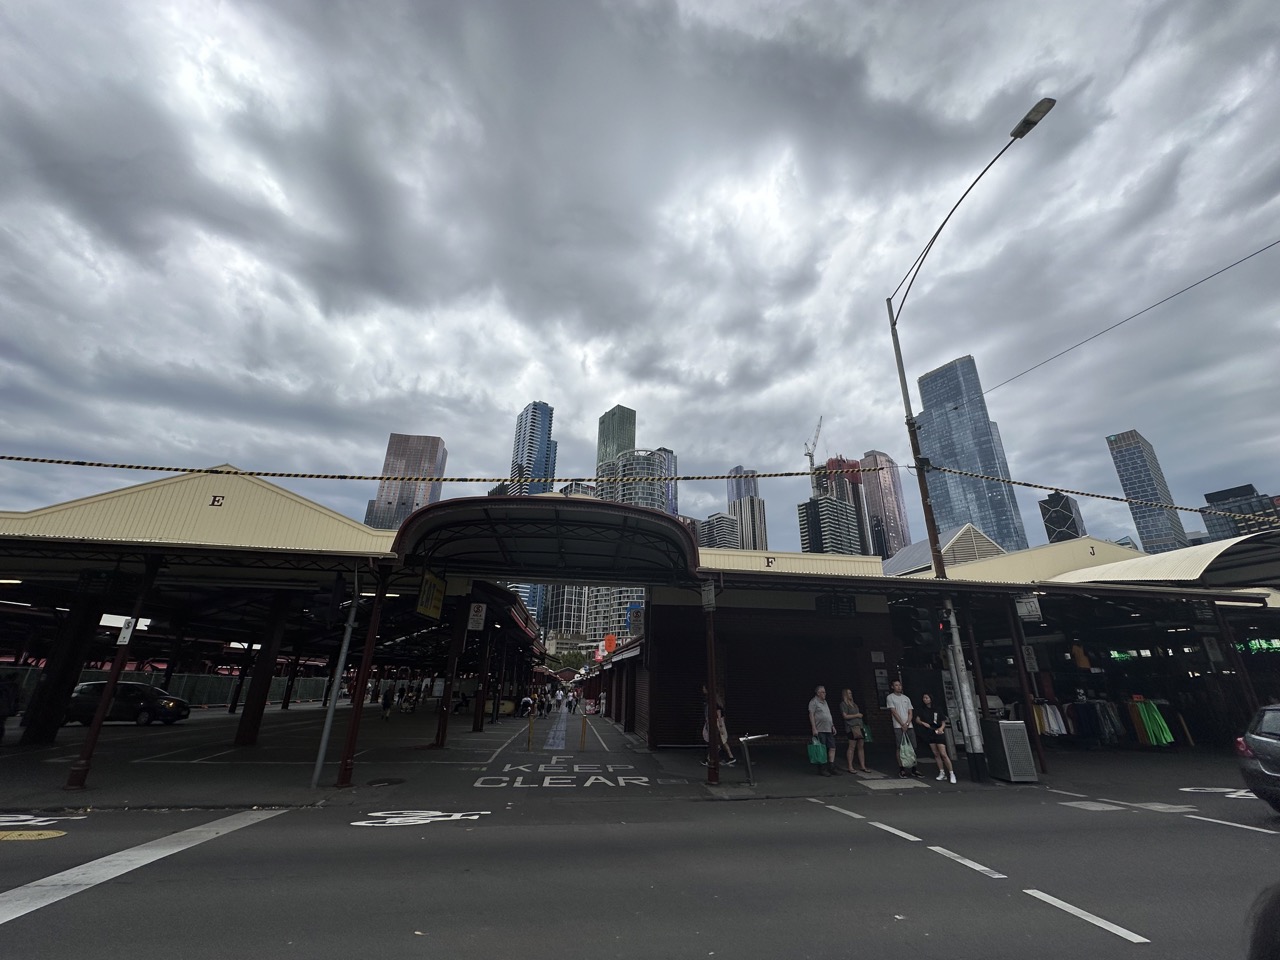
xmin=580 ymin=715 xmax=587 ymax=751
xmin=527 ymin=711 xmax=534 ymax=751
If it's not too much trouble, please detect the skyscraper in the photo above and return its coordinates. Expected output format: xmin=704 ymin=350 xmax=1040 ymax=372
xmin=816 ymin=456 xmax=871 ymax=552
xmin=797 ymin=497 xmax=864 ymax=555
xmin=1039 ymin=491 xmax=1087 ymax=543
xmin=730 ymin=496 xmax=768 ymax=550
xmin=859 ymin=450 xmax=912 ymax=559
xmin=364 ymin=433 xmax=448 ymax=530
xmin=1106 ymin=429 xmax=1189 ymax=554
xmin=511 ymin=401 xmax=557 ymax=495
xmin=916 ymin=356 xmax=1029 ymax=553
xmin=699 ymin=513 xmax=740 ymax=549
xmin=1201 ymin=485 xmax=1280 ymax=541
xmin=596 ymin=405 xmax=637 ymax=467
xmin=727 ymin=465 xmax=760 ymax=504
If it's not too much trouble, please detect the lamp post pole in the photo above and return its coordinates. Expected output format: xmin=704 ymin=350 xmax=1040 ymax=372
xmin=886 ymin=97 xmax=1056 ymax=781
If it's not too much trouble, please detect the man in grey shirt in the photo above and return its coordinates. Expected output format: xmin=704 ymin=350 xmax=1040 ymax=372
xmin=809 ymin=685 xmax=838 ymax=777
xmin=887 ymin=679 xmax=920 ymax=778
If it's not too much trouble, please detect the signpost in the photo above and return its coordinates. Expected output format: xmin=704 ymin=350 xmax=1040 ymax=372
xmin=467 ymin=603 xmax=487 ymax=632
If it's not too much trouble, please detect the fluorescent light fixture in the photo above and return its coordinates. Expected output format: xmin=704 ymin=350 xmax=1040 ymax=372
xmin=0 ymin=579 xmax=21 ymax=584
xmin=360 ymin=592 xmax=401 ymax=598
xmin=0 ymin=600 xmax=31 ymax=608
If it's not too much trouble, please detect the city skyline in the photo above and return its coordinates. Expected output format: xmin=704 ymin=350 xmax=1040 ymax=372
xmin=1107 ymin=429 xmax=1189 ymax=554
xmin=3 ymin=4 xmax=1275 ymax=557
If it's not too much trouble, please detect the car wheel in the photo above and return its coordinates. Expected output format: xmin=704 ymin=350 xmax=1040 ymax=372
xmin=135 ymin=708 xmax=154 ymax=726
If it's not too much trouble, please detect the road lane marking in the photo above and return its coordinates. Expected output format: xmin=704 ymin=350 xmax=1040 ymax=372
xmin=485 ymin=724 xmax=534 ymax=765
xmin=928 ymin=846 xmax=1006 ymax=878
xmin=805 ymin=797 xmax=826 ymax=804
xmin=1023 ymin=889 xmax=1149 ymax=943
xmin=1097 ymin=799 xmax=1197 ymax=813
xmin=869 ymin=822 xmax=921 ymax=841
xmin=1045 ymin=788 xmax=1088 ymax=797
xmin=1059 ymin=801 xmax=1126 ymax=811
xmin=586 ymin=719 xmax=611 ymax=752
xmin=0 ymin=810 xmax=286 ymax=926
xmin=1185 ymin=815 xmax=1278 ymax=834
xmin=825 ymin=804 xmax=865 ymax=820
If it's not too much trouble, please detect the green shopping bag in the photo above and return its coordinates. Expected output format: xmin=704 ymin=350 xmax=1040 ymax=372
xmin=807 ymin=738 xmax=828 ymax=764
xmin=862 ymin=720 xmax=873 ymax=744
xmin=897 ymin=735 xmax=916 ymax=768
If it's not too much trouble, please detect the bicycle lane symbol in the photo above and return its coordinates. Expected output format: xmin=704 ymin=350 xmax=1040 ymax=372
xmin=350 ymin=810 xmax=491 ymax=827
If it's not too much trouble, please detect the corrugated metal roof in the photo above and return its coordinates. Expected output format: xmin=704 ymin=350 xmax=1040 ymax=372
xmin=905 ymin=536 xmax=1143 ymax=584
xmin=698 ymin=547 xmax=883 ymax=578
xmin=0 ymin=466 xmax=396 ymax=557
xmin=882 ymin=524 xmax=1004 ymax=576
xmin=1050 ymin=538 xmax=1238 ymax=584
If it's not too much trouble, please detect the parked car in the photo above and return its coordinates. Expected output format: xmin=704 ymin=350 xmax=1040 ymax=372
xmin=1237 ymin=705 xmax=1280 ymax=813
xmin=65 ymin=681 xmax=190 ymax=726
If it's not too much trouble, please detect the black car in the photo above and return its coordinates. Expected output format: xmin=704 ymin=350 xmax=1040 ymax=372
xmin=1237 ymin=705 xmax=1280 ymax=813
xmin=65 ymin=681 xmax=191 ymax=726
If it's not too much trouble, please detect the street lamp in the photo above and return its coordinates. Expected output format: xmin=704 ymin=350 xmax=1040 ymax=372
xmin=885 ymin=97 xmax=1055 ymax=778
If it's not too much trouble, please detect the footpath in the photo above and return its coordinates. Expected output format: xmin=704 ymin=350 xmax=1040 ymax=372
xmin=0 ymin=701 xmax=1246 ymax=813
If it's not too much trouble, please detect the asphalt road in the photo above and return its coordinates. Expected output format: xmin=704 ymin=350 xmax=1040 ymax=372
xmin=2 ymin=759 xmax=1275 ymax=958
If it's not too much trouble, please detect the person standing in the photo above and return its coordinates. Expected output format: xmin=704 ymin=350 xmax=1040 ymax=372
xmin=700 ymin=684 xmax=736 ymax=766
xmin=380 ymin=685 xmax=395 ymax=721
xmin=840 ymin=688 xmax=869 ymax=773
xmin=0 ymin=673 xmax=20 ymax=744
xmin=809 ymin=685 xmax=838 ymax=776
xmin=887 ymin=679 xmax=920 ymax=778
xmin=915 ymin=692 xmax=955 ymax=783
xmin=554 ymin=688 xmax=565 ymax=711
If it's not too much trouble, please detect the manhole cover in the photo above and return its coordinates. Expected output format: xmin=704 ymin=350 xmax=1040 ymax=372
xmin=366 ymin=778 xmax=406 ymax=787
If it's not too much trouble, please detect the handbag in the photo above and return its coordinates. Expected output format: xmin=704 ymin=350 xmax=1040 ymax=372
xmin=897 ymin=734 xmax=917 ymax=768
xmin=807 ymin=738 xmax=828 ymax=764
xmin=862 ymin=720 xmax=873 ymax=744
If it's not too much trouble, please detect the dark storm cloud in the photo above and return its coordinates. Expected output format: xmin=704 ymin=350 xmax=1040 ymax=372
xmin=0 ymin=0 xmax=1277 ymax=555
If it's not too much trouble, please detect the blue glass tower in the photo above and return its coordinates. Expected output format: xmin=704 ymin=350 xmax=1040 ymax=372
xmin=1107 ymin=429 xmax=1188 ymax=553
xmin=916 ymin=356 xmax=1029 ymax=553
xmin=511 ymin=401 xmax=558 ymax=495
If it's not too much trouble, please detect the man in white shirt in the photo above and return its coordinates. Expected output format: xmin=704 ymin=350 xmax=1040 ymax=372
xmin=887 ymin=680 xmax=921 ymax=779
xmin=809 ymin=685 xmax=838 ymax=777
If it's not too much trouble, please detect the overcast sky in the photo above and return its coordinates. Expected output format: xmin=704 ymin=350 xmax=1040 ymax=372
xmin=1 ymin=0 xmax=1277 ymax=553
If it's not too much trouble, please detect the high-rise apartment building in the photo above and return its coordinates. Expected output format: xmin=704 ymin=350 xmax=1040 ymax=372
xmin=730 ymin=496 xmax=768 ymax=550
xmin=543 ymin=584 xmax=589 ymax=637
xmin=596 ymin=405 xmax=637 ymax=467
xmin=699 ymin=513 xmax=740 ymax=549
xmin=859 ymin=450 xmax=911 ymax=559
xmin=511 ymin=401 xmax=558 ymax=495
xmin=1039 ymin=491 xmax=1087 ymax=543
xmin=1201 ymin=484 xmax=1280 ymax=541
xmin=364 ymin=433 xmax=448 ymax=530
xmin=916 ymin=356 xmax=1029 ymax=553
xmin=797 ymin=497 xmax=864 ymax=555
xmin=816 ymin=456 xmax=871 ymax=552
xmin=1106 ymin=429 xmax=1189 ymax=554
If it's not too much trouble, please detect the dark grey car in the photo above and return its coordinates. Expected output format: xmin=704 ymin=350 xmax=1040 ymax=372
xmin=1238 ymin=705 xmax=1280 ymax=813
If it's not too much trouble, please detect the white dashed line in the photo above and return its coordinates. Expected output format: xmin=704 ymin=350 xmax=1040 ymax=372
xmin=869 ymin=821 xmax=921 ymax=841
xmin=928 ymin=846 xmax=1007 ymax=878
xmin=1045 ymin=788 xmax=1088 ymax=797
xmin=1024 ymin=889 xmax=1149 ymax=943
xmin=1184 ymin=815 xmax=1278 ymax=835
xmin=824 ymin=804 xmax=866 ymax=820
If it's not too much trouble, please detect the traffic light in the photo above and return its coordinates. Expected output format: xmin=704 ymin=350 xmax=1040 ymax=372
xmin=893 ymin=605 xmax=942 ymax=648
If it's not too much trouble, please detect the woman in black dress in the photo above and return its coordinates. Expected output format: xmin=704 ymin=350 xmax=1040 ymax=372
xmin=914 ymin=692 xmax=955 ymax=784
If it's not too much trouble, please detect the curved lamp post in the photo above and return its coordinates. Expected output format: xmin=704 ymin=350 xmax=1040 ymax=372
xmin=884 ymin=97 xmax=1055 ymax=778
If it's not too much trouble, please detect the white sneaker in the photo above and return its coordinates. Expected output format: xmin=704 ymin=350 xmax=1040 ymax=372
xmin=935 ymin=771 xmax=946 ymax=781
xmin=949 ymin=772 xmax=957 ymax=784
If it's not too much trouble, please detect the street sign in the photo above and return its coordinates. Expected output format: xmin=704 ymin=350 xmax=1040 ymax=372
xmin=1015 ymin=594 xmax=1042 ymax=621
xmin=467 ymin=603 xmax=487 ymax=632
xmin=701 ymin=581 xmax=716 ymax=611
xmin=115 ymin=617 xmax=137 ymax=646
xmin=1022 ymin=643 xmax=1040 ymax=673
xmin=417 ymin=571 xmax=445 ymax=621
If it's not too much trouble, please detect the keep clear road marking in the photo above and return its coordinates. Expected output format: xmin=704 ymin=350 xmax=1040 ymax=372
xmin=928 ymin=846 xmax=1007 ymax=879
xmin=1024 ymin=889 xmax=1150 ymax=943
xmin=1184 ymin=815 xmax=1278 ymax=835
xmin=0 ymin=810 xmax=287 ymax=926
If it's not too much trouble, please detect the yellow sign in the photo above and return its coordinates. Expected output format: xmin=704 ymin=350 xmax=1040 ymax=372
xmin=417 ymin=571 xmax=445 ymax=621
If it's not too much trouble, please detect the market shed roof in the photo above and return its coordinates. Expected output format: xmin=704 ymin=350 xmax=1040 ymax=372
xmin=1050 ymin=531 xmax=1280 ymax=589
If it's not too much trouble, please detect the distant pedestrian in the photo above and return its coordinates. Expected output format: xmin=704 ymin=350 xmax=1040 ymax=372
xmin=809 ymin=685 xmax=838 ymax=776
xmin=397 ymin=684 xmax=407 ymax=705
xmin=566 ymin=693 xmax=576 ymax=714
xmin=887 ymin=680 xmax=920 ymax=778
xmin=915 ymin=693 xmax=955 ymax=783
xmin=381 ymin=685 xmax=394 ymax=720
xmin=537 ymin=695 xmax=547 ymax=718
xmin=839 ymin=688 xmax=869 ymax=773
xmin=700 ymin=684 xmax=736 ymax=766
xmin=519 ymin=694 xmax=533 ymax=718
xmin=0 ymin=672 xmax=20 ymax=744
xmin=555 ymin=689 xmax=564 ymax=711
xmin=599 ymin=691 xmax=607 ymax=718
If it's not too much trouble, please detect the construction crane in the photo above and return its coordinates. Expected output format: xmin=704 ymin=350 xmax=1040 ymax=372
xmin=803 ymin=416 xmax=823 ymax=495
